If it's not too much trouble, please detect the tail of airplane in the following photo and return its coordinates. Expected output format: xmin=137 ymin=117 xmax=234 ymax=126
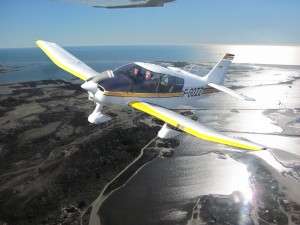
xmin=204 ymin=53 xmax=234 ymax=85
xmin=203 ymin=53 xmax=255 ymax=101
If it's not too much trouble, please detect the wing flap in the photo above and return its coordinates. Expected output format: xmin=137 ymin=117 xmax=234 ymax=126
xmin=36 ymin=40 xmax=99 ymax=81
xmin=130 ymin=101 xmax=264 ymax=151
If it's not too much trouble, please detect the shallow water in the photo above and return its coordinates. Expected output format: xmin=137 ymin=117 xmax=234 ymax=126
xmin=99 ymin=63 xmax=300 ymax=225
xmin=1 ymin=45 xmax=300 ymax=224
xmin=100 ymin=139 xmax=253 ymax=225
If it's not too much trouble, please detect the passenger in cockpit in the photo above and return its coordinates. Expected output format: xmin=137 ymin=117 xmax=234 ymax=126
xmin=140 ymin=70 xmax=157 ymax=92
xmin=145 ymin=70 xmax=152 ymax=81
xmin=130 ymin=67 xmax=142 ymax=84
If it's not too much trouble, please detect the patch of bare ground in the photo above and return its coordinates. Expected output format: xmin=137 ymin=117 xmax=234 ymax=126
xmin=0 ymin=80 xmax=161 ymax=225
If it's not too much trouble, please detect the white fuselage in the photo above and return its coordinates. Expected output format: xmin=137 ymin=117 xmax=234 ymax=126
xmin=91 ymin=71 xmax=210 ymax=109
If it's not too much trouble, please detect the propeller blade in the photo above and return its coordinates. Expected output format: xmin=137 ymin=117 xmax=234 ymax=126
xmin=91 ymin=70 xmax=114 ymax=83
xmin=81 ymin=81 xmax=98 ymax=94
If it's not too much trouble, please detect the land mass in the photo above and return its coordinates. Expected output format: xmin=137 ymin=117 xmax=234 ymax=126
xmin=0 ymin=80 xmax=176 ymax=225
xmin=1 ymin=66 xmax=300 ymax=225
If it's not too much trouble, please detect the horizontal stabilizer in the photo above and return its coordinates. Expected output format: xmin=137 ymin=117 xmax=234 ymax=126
xmin=129 ymin=101 xmax=264 ymax=151
xmin=208 ymin=83 xmax=255 ymax=101
xmin=36 ymin=40 xmax=98 ymax=81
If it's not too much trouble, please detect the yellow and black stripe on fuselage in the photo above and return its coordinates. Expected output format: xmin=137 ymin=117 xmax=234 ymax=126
xmin=101 ymin=91 xmax=184 ymax=108
xmin=201 ymin=87 xmax=220 ymax=95
xmin=103 ymin=91 xmax=183 ymax=98
xmin=100 ymin=85 xmax=219 ymax=108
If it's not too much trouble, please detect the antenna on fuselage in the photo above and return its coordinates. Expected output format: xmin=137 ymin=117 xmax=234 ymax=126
xmin=187 ymin=64 xmax=195 ymax=73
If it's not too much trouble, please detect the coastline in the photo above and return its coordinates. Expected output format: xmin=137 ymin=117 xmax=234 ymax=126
xmin=81 ymin=137 xmax=178 ymax=225
xmin=83 ymin=137 xmax=160 ymax=225
xmin=1 ymin=61 xmax=300 ymax=224
xmin=0 ymin=80 xmax=163 ymax=224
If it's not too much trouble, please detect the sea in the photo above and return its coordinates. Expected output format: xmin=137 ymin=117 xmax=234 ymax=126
xmin=1 ymin=44 xmax=300 ymax=84
xmin=1 ymin=44 xmax=300 ymax=225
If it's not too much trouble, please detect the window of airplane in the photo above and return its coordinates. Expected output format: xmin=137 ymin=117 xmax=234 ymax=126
xmin=114 ymin=63 xmax=137 ymax=77
xmin=114 ymin=64 xmax=143 ymax=84
xmin=137 ymin=71 xmax=184 ymax=93
xmin=114 ymin=64 xmax=184 ymax=93
xmin=157 ymin=74 xmax=184 ymax=93
xmin=137 ymin=70 xmax=160 ymax=93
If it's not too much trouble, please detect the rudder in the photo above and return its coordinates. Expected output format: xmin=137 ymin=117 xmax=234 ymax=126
xmin=204 ymin=53 xmax=234 ymax=85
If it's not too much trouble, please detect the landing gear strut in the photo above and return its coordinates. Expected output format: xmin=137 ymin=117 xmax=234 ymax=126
xmin=88 ymin=103 xmax=111 ymax=124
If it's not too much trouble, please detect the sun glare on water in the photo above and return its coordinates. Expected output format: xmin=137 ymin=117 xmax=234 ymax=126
xmin=212 ymin=45 xmax=300 ymax=65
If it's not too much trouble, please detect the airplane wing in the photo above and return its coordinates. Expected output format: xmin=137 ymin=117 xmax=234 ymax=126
xmin=93 ymin=0 xmax=175 ymax=8
xmin=208 ymin=83 xmax=255 ymax=101
xmin=129 ymin=101 xmax=265 ymax=151
xmin=36 ymin=40 xmax=99 ymax=81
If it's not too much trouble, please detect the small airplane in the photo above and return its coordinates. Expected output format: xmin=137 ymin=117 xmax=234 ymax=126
xmin=36 ymin=40 xmax=265 ymax=151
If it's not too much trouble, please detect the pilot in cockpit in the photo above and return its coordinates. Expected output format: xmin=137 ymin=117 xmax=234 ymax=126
xmin=130 ymin=67 xmax=142 ymax=84
xmin=144 ymin=70 xmax=152 ymax=81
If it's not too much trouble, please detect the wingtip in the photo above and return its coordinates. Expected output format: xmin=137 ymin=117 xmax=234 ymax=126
xmin=35 ymin=40 xmax=44 ymax=47
xmin=251 ymin=143 xmax=268 ymax=151
xmin=36 ymin=40 xmax=52 ymax=46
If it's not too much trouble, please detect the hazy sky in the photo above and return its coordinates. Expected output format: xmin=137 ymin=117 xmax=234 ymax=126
xmin=0 ymin=0 xmax=299 ymax=48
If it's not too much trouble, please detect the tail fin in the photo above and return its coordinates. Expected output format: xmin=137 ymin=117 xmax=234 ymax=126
xmin=204 ymin=53 xmax=234 ymax=85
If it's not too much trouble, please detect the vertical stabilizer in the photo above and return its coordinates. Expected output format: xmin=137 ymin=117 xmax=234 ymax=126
xmin=204 ymin=53 xmax=234 ymax=85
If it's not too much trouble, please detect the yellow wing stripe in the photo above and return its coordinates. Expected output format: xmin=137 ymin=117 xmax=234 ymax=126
xmin=36 ymin=40 xmax=88 ymax=81
xmin=130 ymin=101 xmax=260 ymax=151
xmin=184 ymin=127 xmax=260 ymax=151
xmin=129 ymin=102 xmax=179 ymax=128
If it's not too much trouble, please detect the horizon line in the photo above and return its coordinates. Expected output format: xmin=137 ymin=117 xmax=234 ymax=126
xmin=1 ymin=42 xmax=300 ymax=49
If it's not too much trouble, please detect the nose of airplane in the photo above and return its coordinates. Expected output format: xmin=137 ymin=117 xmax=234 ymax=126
xmin=81 ymin=81 xmax=98 ymax=94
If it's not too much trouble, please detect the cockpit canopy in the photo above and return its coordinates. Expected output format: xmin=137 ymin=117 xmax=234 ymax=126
xmin=98 ymin=63 xmax=184 ymax=93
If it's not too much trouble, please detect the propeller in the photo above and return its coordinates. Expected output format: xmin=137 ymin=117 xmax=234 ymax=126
xmin=91 ymin=70 xmax=114 ymax=83
xmin=81 ymin=70 xmax=114 ymax=94
xmin=81 ymin=81 xmax=98 ymax=94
